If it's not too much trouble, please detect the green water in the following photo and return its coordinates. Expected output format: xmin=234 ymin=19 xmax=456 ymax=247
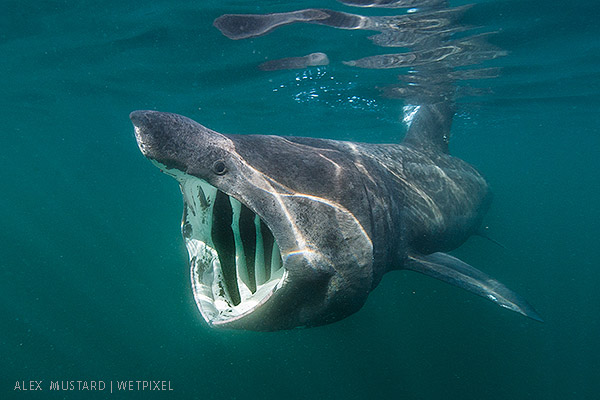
xmin=1 ymin=0 xmax=599 ymax=398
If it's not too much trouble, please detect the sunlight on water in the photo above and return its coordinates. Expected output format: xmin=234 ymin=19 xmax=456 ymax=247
xmin=272 ymin=67 xmax=381 ymax=112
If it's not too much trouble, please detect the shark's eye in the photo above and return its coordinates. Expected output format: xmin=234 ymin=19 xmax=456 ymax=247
xmin=211 ymin=160 xmax=228 ymax=175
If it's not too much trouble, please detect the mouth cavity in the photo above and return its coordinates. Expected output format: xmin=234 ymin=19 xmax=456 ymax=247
xmin=178 ymin=175 xmax=286 ymax=325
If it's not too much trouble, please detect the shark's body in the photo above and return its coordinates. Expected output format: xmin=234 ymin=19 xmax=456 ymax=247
xmin=131 ymin=104 xmax=541 ymax=330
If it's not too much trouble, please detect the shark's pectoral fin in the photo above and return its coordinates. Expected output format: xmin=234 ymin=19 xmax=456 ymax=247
xmin=405 ymin=252 xmax=543 ymax=322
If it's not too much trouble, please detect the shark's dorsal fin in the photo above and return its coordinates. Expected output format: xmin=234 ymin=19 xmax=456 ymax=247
xmin=405 ymin=252 xmax=543 ymax=321
xmin=402 ymin=102 xmax=454 ymax=154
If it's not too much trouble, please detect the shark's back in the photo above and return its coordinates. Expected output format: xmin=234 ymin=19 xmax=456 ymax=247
xmin=352 ymin=140 xmax=491 ymax=254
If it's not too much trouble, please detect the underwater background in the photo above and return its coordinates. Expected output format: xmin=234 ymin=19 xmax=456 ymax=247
xmin=1 ymin=0 xmax=599 ymax=399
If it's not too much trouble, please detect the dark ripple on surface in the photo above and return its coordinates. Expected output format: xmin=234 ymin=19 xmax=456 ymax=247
xmin=344 ymin=33 xmax=507 ymax=70
xmin=259 ymin=53 xmax=330 ymax=71
xmin=213 ymin=9 xmax=329 ymax=40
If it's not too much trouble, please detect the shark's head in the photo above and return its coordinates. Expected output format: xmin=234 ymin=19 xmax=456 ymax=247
xmin=131 ymin=110 xmax=374 ymax=331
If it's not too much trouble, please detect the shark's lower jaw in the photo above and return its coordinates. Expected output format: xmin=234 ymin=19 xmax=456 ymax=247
xmin=177 ymin=174 xmax=286 ymax=327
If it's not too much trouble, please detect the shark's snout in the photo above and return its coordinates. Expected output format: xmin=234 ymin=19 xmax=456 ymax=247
xmin=130 ymin=109 xmax=175 ymax=130
xmin=130 ymin=110 xmax=173 ymax=158
xmin=129 ymin=110 xmax=150 ymax=128
xmin=129 ymin=110 xmax=158 ymax=139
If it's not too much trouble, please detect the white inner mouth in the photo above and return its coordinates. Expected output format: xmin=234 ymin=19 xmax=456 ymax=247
xmin=178 ymin=175 xmax=286 ymax=325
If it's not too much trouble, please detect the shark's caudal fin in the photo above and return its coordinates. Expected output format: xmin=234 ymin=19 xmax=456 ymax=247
xmin=405 ymin=252 xmax=543 ymax=322
xmin=402 ymin=102 xmax=453 ymax=154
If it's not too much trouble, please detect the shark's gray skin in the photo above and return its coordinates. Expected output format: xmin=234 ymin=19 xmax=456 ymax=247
xmin=131 ymin=104 xmax=542 ymax=331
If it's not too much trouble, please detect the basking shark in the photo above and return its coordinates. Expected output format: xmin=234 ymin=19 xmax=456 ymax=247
xmin=131 ymin=104 xmax=542 ymax=330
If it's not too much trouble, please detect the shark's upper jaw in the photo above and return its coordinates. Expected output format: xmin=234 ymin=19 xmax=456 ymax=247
xmin=175 ymin=169 xmax=288 ymax=327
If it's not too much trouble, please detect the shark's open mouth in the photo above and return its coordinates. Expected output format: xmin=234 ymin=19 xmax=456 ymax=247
xmin=177 ymin=175 xmax=287 ymax=326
